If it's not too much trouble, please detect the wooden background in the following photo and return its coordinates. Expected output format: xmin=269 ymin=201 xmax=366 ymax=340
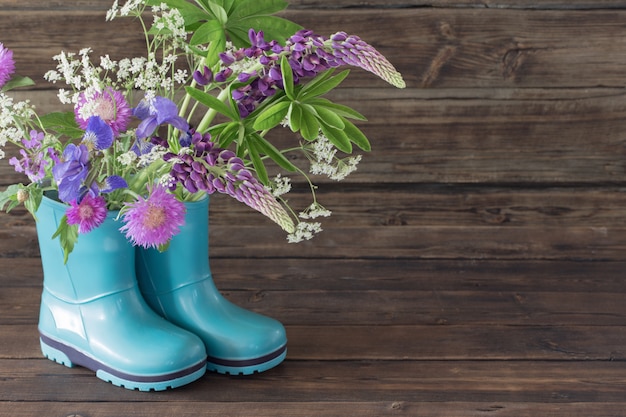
xmin=1 ymin=0 xmax=626 ymax=416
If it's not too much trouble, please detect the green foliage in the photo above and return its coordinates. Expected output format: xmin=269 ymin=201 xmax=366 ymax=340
xmin=39 ymin=112 xmax=84 ymax=139
xmin=52 ymin=215 xmax=78 ymax=265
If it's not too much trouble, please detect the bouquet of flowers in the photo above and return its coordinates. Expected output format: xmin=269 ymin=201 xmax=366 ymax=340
xmin=0 ymin=0 xmax=404 ymax=261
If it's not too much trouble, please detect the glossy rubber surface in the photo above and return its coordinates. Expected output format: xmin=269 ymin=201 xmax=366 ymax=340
xmin=36 ymin=195 xmax=207 ymax=391
xmin=136 ymin=195 xmax=287 ymax=375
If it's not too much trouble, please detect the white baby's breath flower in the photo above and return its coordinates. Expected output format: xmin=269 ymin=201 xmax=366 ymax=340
xmin=174 ymin=69 xmax=188 ymax=84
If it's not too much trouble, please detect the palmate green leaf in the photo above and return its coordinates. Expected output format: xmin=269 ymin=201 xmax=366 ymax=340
xmin=298 ymin=70 xmax=350 ymax=101
xmin=230 ymin=0 xmax=289 ymax=19
xmin=253 ymin=100 xmax=290 ymax=130
xmin=288 ymin=102 xmax=321 ymax=140
xmin=39 ymin=112 xmax=83 ymax=139
xmin=320 ymin=122 xmax=352 ymax=154
xmin=342 ymin=117 xmax=371 ymax=152
xmin=146 ymin=0 xmax=207 ymax=24
xmin=189 ymin=20 xmax=225 ymax=45
xmin=308 ymin=98 xmax=367 ymax=121
xmin=185 ymin=86 xmax=238 ymax=120
xmin=299 ymin=104 xmax=320 ymax=141
xmin=314 ymin=105 xmax=345 ymax=130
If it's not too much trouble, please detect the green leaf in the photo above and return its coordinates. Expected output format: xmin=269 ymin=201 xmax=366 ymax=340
xmin=253 ymin=100 xmax=290 ymax=130
xmin=253 ymin=134 xmax=298 ymax=172
xmin=280 ymin=55 xmax=295 ymax=100
xmin=299 ymin=70 xmax=350 ymax=100
xmin=299 ymin=104 xmax=320 ymax=141
xmin=189 ymin=20 xmax=225 ymax=45
xmin=342 ymin=118 xmax=371 ymax=152
xmin=23 ymin=186 xmax=43 ymax=218
xmin=309 ymin=99 xmax=367 ymax=121
xmin=287 ymin=102 xmax=301 ymax=133
xmin=1 ymin=75 xmax=35 ymax=92
xmin=51 ymin=215 xmax=79 ymax=264
xmin=320 ymin=123 xmax=352 ymax=154
xmin=230 ymin=0 xmax=289 ymax=19
xmin=314 ymin=105 xmax=345 ymax=130
xmin=0 ymin=184 xmax=21 ymax=212
xmin=246 ymin=137 xmax=269 ymax=184
xmin=38 ymin=112 xmax=83 ymax=139
xmin=185 ymin=86 xmax=237 ymax=120
xmin=206 ymin=1 xmax=228 ymax=23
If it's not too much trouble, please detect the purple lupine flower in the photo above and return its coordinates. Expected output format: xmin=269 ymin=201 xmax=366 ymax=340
xmin=329 ymin=31 xmax=405 ymax=88
xmin=52 ymin=143 xmax=90 ymax=203
xmin=81 ymin=116 xmax=114 ymax=151
xmin=74 ymin=87 xmax=132 ymax=137
xmin=133 ymin=96 xmax=189 ymax=140
xmin=164 ymin=132 xmax=295 ymax=232
xmin=0 ymin=43 xmax=15 ymax=89
xmin=66 ymin=193 xmax=108 ymax=234
xmin=192 ymin=65 xmax=213 ymax=86
xmin=120 ymin=184 xmax=186 ymax=249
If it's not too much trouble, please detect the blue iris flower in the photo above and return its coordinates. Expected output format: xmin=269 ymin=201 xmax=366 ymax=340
xmin=52 ymin=143 xmax=90 ymax=203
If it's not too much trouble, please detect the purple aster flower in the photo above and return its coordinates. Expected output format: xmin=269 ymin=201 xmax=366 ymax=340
xmin=81 ymin=116 xmax=114 ymax=151
xmin=0 ymin=43 xmax=15 ymax=89
xmin=133 ymin=96 xmax=189 ymax=140
xmin=52 ymin=143 xmax=90 ymax=203
xmin=66 ymin=194 xmax=107 ymax=234
xmin=120 ymin=184 xmax=186 ymax=249
xmin=74 ymin=87 xmax=132 ymax=137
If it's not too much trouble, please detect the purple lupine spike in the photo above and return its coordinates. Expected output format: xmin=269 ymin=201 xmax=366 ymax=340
xmin=329 ymin=31 xmax=405 ymax=88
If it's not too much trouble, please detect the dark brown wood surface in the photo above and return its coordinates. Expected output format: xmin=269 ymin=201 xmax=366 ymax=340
xmin=1 ymin=0 xmax=626 ymax=416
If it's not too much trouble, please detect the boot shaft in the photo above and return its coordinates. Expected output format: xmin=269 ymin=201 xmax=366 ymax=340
xmin=36 ymin=195 xmax=136 ymax=303
xmin=136 ymin=195 xmax=211 ymax=294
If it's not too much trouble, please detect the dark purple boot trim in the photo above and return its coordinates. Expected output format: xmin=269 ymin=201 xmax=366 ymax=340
xmin=40 ymin=332 xmax=207 ymax=383
xmin=206 ymin=343 xmax=287 ymax=368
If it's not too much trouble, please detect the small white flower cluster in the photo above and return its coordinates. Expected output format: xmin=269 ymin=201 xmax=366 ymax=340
xmin=298 ymin=202 xmax=332 ymax=220
xmin=308 ymin=134 xmax=362 ymax=181
xmin=117 ymin=150 xmax=137 ymax=166
xmin=106 ymin=0 xmax=144 ymax=21
xmin=137 ymin=145 xmax=167 ymax=168
xmin=0 ymin=93 xmax=36 ymax=158
xmin=151 ymin=5 xmax=188 ymax=47
xmin=287 ymin=221 xmax=323 ymax=243
xmin=266 ymin=174 xmax=292 ymax=197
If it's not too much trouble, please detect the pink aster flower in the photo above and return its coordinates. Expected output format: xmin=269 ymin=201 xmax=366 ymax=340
xmin=66 ymin=194 xmax=108 ymax=234
xmin=0 ymin=43 xmax=16 ymax=89
xmin=74 ymin=87 xmax=131 ymax=137
xmin=120 ymin=184 xmax=186 ymax=249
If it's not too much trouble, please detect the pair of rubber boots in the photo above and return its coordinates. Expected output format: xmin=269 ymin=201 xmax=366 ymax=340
xmin=36 ymin=194 xmax=287 ymax=391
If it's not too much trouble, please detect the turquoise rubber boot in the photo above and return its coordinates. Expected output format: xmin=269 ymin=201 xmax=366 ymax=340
xmin=36 ymin=195 xmax=207 ymax=391
xmin=136 ymin=195 xmax=287 ymax=375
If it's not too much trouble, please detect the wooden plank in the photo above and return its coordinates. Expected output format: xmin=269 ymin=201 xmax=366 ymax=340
xmin=5 ymin=284 xmax=626 ymax=326
xmin=3 ymin=359 xmax=626 ymax=403
xmin=4 ymin=401 xmax=626 ymax=417
xmin=5 ymin=324 xmax=626 ymax=361
xmin=7 ymin=257 xmax=626 ymax=293
xmin=1 ymin=9 xmax=626 ymax=88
